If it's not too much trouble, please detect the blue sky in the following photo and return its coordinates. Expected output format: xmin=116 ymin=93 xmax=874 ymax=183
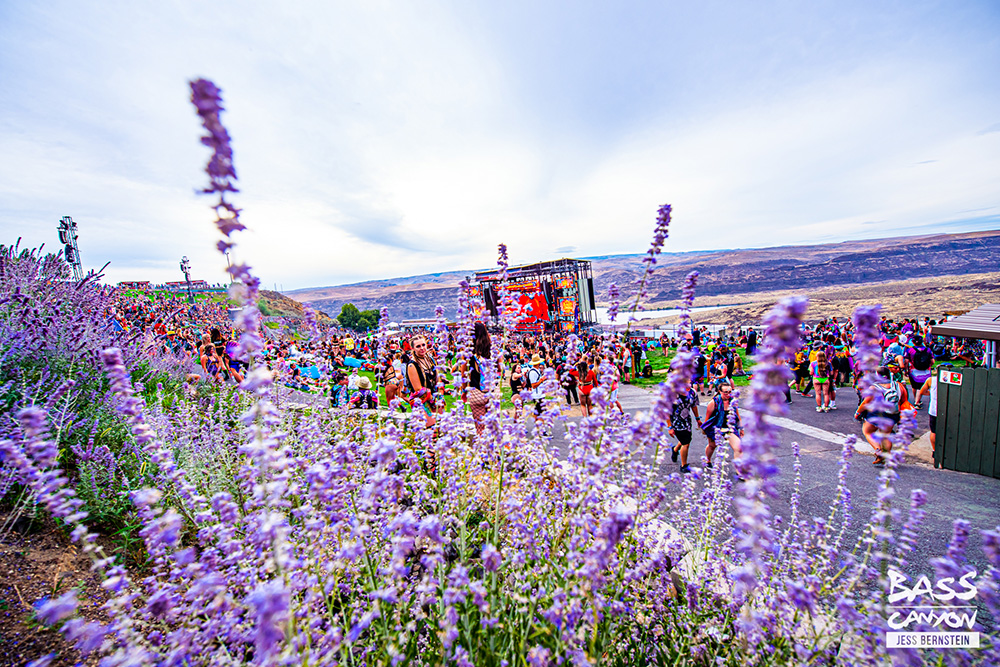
xmin=1 ymin=1 xmax=998 ymax=289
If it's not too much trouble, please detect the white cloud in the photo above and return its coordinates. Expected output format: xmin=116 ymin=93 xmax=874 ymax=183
xmin=1 ymin=1 xmax=997 ymax=288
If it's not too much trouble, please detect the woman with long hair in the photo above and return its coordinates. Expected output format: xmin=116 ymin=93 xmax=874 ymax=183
xmin=811 ymin=350 xmax=831 ymax=412
xmin=577 ymin=358 xmax=596 ymax=417
xmin=464 ymin=322 xmax=492 ymax=434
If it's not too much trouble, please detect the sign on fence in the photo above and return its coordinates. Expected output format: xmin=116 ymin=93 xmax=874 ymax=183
xmin=940 ymin=370 xmax=964 ymax=386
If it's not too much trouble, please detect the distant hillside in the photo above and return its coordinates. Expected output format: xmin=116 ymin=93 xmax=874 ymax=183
xmin=287 ymin=229 xmax=1000 ymax=319
xmin=646 ymin=271 xmax=1000 ymax=327
xmin=258 ymin=290 xmax=334 ymax=322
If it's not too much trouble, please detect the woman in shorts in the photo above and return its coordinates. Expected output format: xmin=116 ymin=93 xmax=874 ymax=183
xmin=810 ymin=351 xmax=832 ymax=412
xmin=701 ymin=384 xmax=744 ymax=468
xmin=854 ymin=367 xmax=906 ymax=465
xmin=577 ymin=359 xmax=596 ymax=417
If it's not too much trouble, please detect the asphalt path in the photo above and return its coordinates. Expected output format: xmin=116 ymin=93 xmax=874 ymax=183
xmin=284 ymin=379 xmax=1000 ymax=627
xmin=540 ymin=382 xmax=1000 ymax=618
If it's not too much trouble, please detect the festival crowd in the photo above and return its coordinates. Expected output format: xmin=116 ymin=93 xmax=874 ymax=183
xmin=108 ymin=288 xmax=994 ymax=475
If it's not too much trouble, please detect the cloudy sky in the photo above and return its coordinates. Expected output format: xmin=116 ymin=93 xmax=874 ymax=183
xmin=1 ymin=1 xmax=998 ymax=289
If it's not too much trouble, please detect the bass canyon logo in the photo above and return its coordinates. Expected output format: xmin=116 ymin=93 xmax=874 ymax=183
xmin=885 ymin=568 xmax=981 ymax=649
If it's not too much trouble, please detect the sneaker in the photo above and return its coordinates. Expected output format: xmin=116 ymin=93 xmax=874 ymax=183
xmin=706 ymin=460 xmax=713 ymax=469
xmin=873 ymin=456 xmax=885 ymax=467
xmin=680 ymin=464 xmax=691 ymax=474
xmin=671 ymin=446 xmax=679 ymax=464
xmin=816 ymin=406 xmax=823 ymax=413
xmin=830 ymin=401 xmax=837 ymax=410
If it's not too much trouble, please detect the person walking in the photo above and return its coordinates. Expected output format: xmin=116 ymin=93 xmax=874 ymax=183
xmin=745 ymin=328 xmax=758 ymax=356
xmin=855 ymin=366 xmax=908 ymax=466
xmin=577 ymin=359 xmax=596 ymax=417
xmin=701 ymin=384 xmax=744 ymax=468
xmin=525 ymin=354 xmax=546 ymax=418
xmin=668 ymin=381 xmax=702 ymax=473
xmin=916 ymin=367 xmax=939 ymax=453
xmin=559 ymin=358 xmax=579 ymax=406
xmin=811 ymin=350 xmax=832 ymax=412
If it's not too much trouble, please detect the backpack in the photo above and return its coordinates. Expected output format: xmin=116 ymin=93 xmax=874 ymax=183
xmin=704 ymin=395 xmax=725 ymax=429
xmin=878 ymin=380 xmax=901 ymax=413
xmin=526 ymin=367 xmax=542 ymax=387
xmin=912 ymin=347 xmax=932 ymax=371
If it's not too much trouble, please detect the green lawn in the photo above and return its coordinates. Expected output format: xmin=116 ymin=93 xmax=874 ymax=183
xmin=627 ymin=345 xmax=757 ymax=390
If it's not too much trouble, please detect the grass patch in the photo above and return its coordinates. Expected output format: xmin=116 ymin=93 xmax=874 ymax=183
xmin=626 ymin=345 xmax=758 ymax=390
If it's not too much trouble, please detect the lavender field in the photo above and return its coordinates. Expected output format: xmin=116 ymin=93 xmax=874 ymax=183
xmin=1 ymin=80 xmax=997 ymax=667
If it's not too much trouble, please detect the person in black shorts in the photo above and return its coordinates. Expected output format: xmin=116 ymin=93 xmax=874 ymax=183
xmin=668 ymin=382 xmax=702 ymax=473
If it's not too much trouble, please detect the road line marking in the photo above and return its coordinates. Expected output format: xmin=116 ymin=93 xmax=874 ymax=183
xmin=769 ymin=416 xmax=869 ymax=453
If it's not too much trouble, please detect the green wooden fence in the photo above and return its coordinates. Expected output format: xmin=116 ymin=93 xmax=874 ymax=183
xmin=934 ymin=367 xmax=1000 ymax=479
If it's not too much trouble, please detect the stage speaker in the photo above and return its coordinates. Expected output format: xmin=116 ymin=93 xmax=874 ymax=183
xmin=484 ymin=286 xmax=498 ymax=317
xmin=542 ymin=281 xmax=554 ymax=304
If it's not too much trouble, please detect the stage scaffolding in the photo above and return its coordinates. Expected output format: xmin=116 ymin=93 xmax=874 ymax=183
xmin=470 ymin=258 xmax=597 ymax=333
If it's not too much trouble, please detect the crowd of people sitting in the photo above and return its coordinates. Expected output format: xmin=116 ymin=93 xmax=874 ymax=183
xmin=109 ymin=288 xmax=993 ymax=474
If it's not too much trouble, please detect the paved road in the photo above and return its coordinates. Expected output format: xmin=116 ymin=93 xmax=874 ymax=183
xmin=542 ymin=382 xmax=1000 ymax=592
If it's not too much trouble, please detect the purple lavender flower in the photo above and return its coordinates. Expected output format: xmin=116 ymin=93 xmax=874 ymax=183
xmin=481 ymin=542 xmax=502 ymax=572
xmin=247 ymin=580 xmax=290 ymax=660
xmin=624 ymin=203 xmax=672 ymax=318
xmin=189 ymin=78 xmax=245 ymax=238
xmin=606 ymin=283 xmax=620 ymax=324
xmin=35 ymin=591 xmax=78 ymax=626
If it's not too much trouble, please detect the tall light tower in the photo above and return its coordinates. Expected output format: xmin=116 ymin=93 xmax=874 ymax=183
xmin=57 ymin=216 xmax=83 ymax=281
xmin=179 ymin=256 xmax=195 ymax=304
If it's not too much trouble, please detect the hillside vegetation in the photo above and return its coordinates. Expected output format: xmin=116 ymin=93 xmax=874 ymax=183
xmin=258 ymin=289 xmax=333 ymax=322
xmin=286 ymin=229 xmax=1000 ymax=320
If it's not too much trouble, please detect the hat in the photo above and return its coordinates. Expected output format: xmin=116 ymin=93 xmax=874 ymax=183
xmin=358 ymin=377 xmax=372 ymax=390
xmin=530 ymin=354 xmax=543 ymax=366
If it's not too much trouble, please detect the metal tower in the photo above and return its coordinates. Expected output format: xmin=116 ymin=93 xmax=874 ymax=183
xmin=57 ymin=216 xmax=84 ymax=281
xmin=180 ymin=256 xmax=195 ymax=304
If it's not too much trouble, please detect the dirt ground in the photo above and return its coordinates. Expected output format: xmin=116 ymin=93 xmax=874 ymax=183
xmin=0 ymin=513 xmax=105 ymax=667
xmin=642 ymin=270 xmax=1000 ymax=327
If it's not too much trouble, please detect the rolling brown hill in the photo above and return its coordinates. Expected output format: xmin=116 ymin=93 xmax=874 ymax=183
xmin=258 ymin=290 xmax=334 ymax=322
xmin=644 ymin=271 xmax=1000 ymax=328
xmin=286 ymin=229 xmax=1000 ymax=321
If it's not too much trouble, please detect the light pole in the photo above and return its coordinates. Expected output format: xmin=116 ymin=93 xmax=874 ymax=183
xmin=57 ymin=216 xmax=84 ymax=281
xmin=180 ymin=256 xmax=195 ymax=304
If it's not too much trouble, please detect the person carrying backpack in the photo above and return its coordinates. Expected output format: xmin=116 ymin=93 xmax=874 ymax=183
xmin=854 ymin=366 xmax=911 ymax=466
xmin=794 ymin=348 xmax=812 ymax=397
xmin=349 ymin=376 xmax=378 ymax=410
xmin=525 ymin=354 xmax=546 ymax=417
xmin=701 ymin=384 xmax=744 ymax=469
xmin=559 ymin=358 xmax=579 ymax=405
xmin=905 ymin=336 xmax=934 ymax=406
xmin=668 ymin=380 xmax=702 ymax=474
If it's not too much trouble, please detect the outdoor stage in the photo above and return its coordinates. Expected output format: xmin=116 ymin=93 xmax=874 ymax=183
xmin=470 ymin=258 xmax=597 ymax=333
